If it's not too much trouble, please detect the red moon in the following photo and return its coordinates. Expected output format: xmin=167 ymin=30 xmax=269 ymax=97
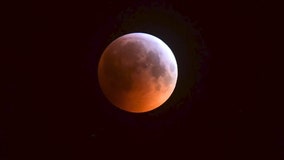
xmin=98 ymin=33 xmax=178 ymax=113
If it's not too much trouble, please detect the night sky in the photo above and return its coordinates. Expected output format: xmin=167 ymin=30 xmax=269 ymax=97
xmin=3 ymin=0 xmax=282 ymax=159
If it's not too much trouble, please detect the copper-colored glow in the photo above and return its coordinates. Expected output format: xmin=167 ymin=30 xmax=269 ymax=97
xmin=98 ymin=33 xmax=178 ymax=113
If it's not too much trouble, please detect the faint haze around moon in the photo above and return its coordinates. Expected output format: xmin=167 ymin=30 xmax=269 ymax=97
xmin=98 ymin=33 xmax=178 ymax=113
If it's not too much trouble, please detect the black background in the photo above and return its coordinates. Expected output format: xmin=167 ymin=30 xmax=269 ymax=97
xmin=3 ymin=0 xmax=282 ymax=159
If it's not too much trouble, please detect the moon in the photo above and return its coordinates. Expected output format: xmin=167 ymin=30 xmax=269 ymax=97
xmin=98 ymin=33 xmax=178 ymax=113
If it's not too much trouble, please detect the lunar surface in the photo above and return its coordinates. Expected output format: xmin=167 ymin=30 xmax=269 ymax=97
xmin=98 ymin=33 xmax=178 ymax=113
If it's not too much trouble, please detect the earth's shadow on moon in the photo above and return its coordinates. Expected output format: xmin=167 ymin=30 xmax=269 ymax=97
xmin=103 ymin=40 xmax=174 ymax=92
xmin=99 ymin=33 xmax=177 ymax=113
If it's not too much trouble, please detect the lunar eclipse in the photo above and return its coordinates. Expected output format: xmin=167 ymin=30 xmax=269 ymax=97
xmin=98 ymin=33 xmax=178 ymax=113
xmin=5 ymin=0 xmax=274 ymax=159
